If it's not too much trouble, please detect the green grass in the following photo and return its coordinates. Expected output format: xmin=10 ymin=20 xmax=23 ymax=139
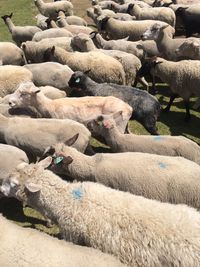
xmin=0 ymin=0 xmax=200 ymax=235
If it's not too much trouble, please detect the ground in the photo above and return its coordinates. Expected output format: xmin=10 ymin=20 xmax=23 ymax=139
xmin=0 ymin=0 xmax=199 ymax=235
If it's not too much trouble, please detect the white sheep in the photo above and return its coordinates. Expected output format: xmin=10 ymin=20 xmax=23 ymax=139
xmin=0 ymin=65 xmax=33 ymax=97
xmin=175 ymin=38 xmax=200 ymax=60
xmin=71 ymin=33 xmax=145 ymax=87
xmin=43 ymin=46 xmax=126 ymax=85
xmin=0 ymin=215 xmax=125 ymax=267
xmin=57 ymin=17 xmax=93 ymax=35
xmin=129 ymin=3 xmax=176 ymax=27
xmin=32 ymin=28 xmax=73 ymax=42
xmin=2 ymin=157 xmax=200 ymax=267
xmin=21 ymin=38 xmax=75 ymax=63
xmin=0 ymin=113 xmax=91 ymax=160
xmin=9 ymin=82 xmax=132 ymax=133
xmin=88 ymin=111 xmax=200 ymax=164
xmin=35 ymin=13 xmax=48 ymax=30
xmin=0 ymin=42 xmax=25 ymax=65
xmin=24 ymin=62 xmax=73 ymax=93
xmin=97 ymin=16 xmax=174 ymax=41
xmin=1 ymin=13 xmax=41 ymax=46
xmin=34 ymin=0 xmax=73 ymax=19
xmin=139 ymin=57 xmax=200 ymax=121
xmin=57 ymin=11 xmax=88 ymax=26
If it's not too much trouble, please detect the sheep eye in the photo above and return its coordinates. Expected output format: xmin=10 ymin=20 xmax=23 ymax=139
xmin=75 ymin=78 xmax=81 ymax=83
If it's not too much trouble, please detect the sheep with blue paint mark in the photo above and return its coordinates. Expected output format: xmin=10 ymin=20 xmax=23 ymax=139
xmin=41 ymin=134 xmax=200 ymax=210
xmin=2 ymin=157 xmax=200 ymax=267
xmin=88 ymin=112 xmax=200 ymax=165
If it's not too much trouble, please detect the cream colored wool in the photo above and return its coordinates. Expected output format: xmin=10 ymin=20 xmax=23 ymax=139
xmin=2 ymin=159 xmax=200 ymax=267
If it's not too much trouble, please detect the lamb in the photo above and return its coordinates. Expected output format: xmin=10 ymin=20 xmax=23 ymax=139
xmin=88 ymin=111 xmax=200 ymax=164
xmin=0 ymin=215 xmax=125 ymax=267
xmin=32 ymin=28 xmax=73 ymax=42
xmin=57 ymin=11 xmax=87 ymax=26
xmin=21 ymin=38 xmax=76 ymax=63
xmin=57 ymin=17 xmax=93 ymax=35
xmin=129 ymin=3 xmax=176 ymax=26
xmin=110 ymin=2 xmax=148 ymax=13
xmin=90 ymin=31 xmax=160 ymax=59
xmin=97 ymin=16 xmax=174 ymax=41
xmin=1 ymin=13 xmax=41 ymax=46
xmin=9 ymin=82 xmax=132 ymax=133
xmin=0 ymin=42 xmax=25 ymax=65
xmin=34 ymin=0 xmax=73 ymax=19
xmin=141 ymin=23 xmax=199 ymax=60
xmin=138 ymin=57 xmax=200 ymax=121
xmin=0 ymin=113 xmax=91 ymax=160
xmin=2 ymin=157 xmax=200 ymax=267
xmin=0 ymin=65 xmax=33 ymax=97
xmin=43 ymin=46 xmax=126 ymax=85
xmin=175 ymin=39 xmax=200 ymax=59
xmin=24 ymin=62 xmax=73 ymax=93
xmin=68 ymin=71 xmax=160 ymax=134
xmin=71 ymin=33 xmax=144 ymax=87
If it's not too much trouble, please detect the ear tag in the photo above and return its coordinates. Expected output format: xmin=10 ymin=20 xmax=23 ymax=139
xmin=54 ymin=156 xmax=64 ymax=165
xmin=75 ymin=77 xmax=81 ymax=83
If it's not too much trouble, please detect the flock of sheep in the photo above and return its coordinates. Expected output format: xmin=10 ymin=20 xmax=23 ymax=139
xmin=0 ymin=0 xmax=200 ymax=266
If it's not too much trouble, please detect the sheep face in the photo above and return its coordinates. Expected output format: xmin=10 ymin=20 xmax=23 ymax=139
xmin=68 ymin=71 xmax=88 ymax=96
xmin=141 ymin=24 xmax=169 ymax=41
xmin=0 ymin=157 xmax=52 ymax=200
xmin=71 ymin=33 xmax=91 ymax=51
xmin=9 ymin=82 xmax=40 ymax=108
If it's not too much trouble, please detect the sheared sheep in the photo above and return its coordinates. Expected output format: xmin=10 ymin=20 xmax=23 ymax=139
xmin=97 ymin=16 xmax=174 ymax=41
xmin=34 ymin=0 xmax=73 ymax=19
xmin=43 ymin=46 xmax=126 ymax=85
xmin=9 ymin=82 xmax=132 ymax=133
xmin=88 ymin=111 xmax=200 ymax=164
xmin=57 ymin=17 xmax=93 ymax=35
xmin=0 ymin=215 xmax=125 ymax=267
xmin=24 ymin=62 xmax=73 ymax=94
xmin=32 ymin=28 xmax=73 ymax=42
xmin=1 ymin=13 xmax=41 ymax=47
xmin=138 ymin=57 xmax=200 ymax=121
xmin=2 ymin=157 xmax=200 ymax=267
xmin=0 ymin=113 xmax=91 ymax=160
xmin=68 ymin=71 xmax=160 ymax=134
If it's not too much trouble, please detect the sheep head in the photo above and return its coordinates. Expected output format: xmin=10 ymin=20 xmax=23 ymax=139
xmin=68 ymin=71 xmax=92 ymax=96
xmin=175 ymin=40 xmax=200 ymax=59
xmin=9 ymin=82 xmax=41 ymax=109
xmin=1 ymin=13 xmax=13 ymax=22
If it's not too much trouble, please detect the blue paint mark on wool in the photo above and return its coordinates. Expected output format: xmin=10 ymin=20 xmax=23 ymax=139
xmin=72 ymin=186 xmax=83 ymax=200
xmin=158 ymin=162 xmax=167 ymax=169
xmin=153 ymin=136 xmax=165 ymax=141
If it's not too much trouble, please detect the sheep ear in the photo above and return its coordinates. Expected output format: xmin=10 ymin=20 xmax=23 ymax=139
xmin=90 ymin=31 xmax=98 ymax=39
xmin=64 ymin=133 xmax=79 ymax=146
xmin=113 ymin=111 xmax=123 ymax=120
xmin=25 ymin=182 xmax=41 ymax=193
xmin=51 ymin=46 xmax=55 ymax=55
xmin=84 ymin=69 xmax=91 ymax=75
xmin=38 ymin=156 xmax=52 ymax=169
xmin=63 ymin=156 xmax=73 ymax=165
xmin=40 ymin=146 xmax=55 ymax=161
xmin=155 ymin=60 xmax=163 ymax=65
xmin=21 ymin=43 xmax=26 ymax=50
xmin=9 ymin=13 xmax=13 ymax=18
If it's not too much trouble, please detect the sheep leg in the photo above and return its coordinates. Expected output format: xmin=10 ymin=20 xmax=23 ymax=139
xmin=184 ymin=100 xmax=191 ymax=122
xmin=163 ymin=93 xmax=178 ymax=112
xmin=149 ymin=74 xmax=157 ymax=95
xmin=137 ymin=76 xmax=149 ymax=91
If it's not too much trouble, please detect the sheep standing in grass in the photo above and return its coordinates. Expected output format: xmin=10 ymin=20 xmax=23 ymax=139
xmin=129 ymin=3 xmax=176 ymax=26
xmin=1 ymin=13 xmax=41 ymax=46
xmin=138 ymin=57 xmax=200 ymax=121
xmin=88 ymin=112 xmax=200 ymax=164
xmin=2 ymin=157 xmax=200 ymax=267
xmin=0 ymin=215 xmax=125 ymax=267
xmin=43 ymin=46 xmax=126 ymax=85
xmin=68 ymin=71 xmax=160 ymax=135
xmin=0 ymin=66 xmax=32 ymax=97
xmin=97 ymin=16 xmax=174 ymax=41
xmin=34 ymin=0 xmax=74 ymax=19
xmin=0 ymin=42 xmax=25 ymax=65
xmin=32 ymin=28 xmax=73 ymax=42
xmin=9 ymin=82 xmax=132 ymax=133
xmin=0 ymin=113 xmax=91 ymax=160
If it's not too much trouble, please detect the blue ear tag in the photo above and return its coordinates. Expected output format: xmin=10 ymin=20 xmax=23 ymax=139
xmin=75 ymin=77 xmax=81 ymax=83
xmin=54 ymin=156 xmax=64 ymax=165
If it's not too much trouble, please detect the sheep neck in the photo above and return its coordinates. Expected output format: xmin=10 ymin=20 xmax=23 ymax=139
xmin=64 ymin=147 xmax=95 ymax=182
xmin=156 ymin=30 xmax=172 ymax=53
xmin=95 ymin=34 xmax=107 ymax=49
xmin=103 ymin=126 xmax=123 ymax=150
xmin=5 ymin=18 xmax=15 ymax=33
xmin=32 ymin=92 xmax=53 ymax=118
xmin=35 ymin=0 xmax=45 ymax=9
